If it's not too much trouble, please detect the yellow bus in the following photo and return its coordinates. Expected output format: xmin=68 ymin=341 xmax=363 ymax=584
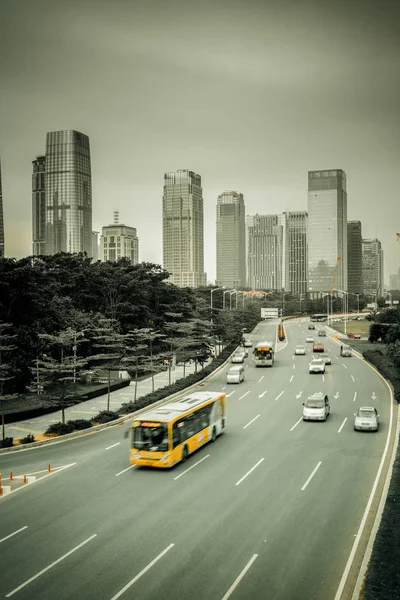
xmin=129 ymin=391 xmax=226 ymax=468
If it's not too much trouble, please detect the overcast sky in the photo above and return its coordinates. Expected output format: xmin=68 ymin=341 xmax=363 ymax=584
xmin=1 ymin=0 xmax=399 ymax=283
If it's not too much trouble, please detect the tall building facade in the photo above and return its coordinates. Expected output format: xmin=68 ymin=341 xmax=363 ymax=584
xmin=287 ymin=211 xmax=308 ymax=295
xmin=307 ymin=169 xmax=347 ymax=295
xmin=92 ymin=231 xmax=100 ymax=261
xmin=32 ymin=155 xmax=46 ymax=255
xmin=100 ymin=212 xmax=139 ymax=263
xmin=216 ymin=191 xmax=246 ymax=288
xmin=362 ymin=238 xmax=384 ymax=297
xmin=247 ymin=214 xmax=285 ymax=290
xmin=0 ymin=159 xmax=4 ymax=258
xmin=44 ymin=130 xmax=92 ymax=255
xmin=347 ymin=221 xmax=362 ymax=295
xmin=162 ymin=169 xmax=207 ymax=288
xmin=389 ymin=268 xmax=400 ymax=290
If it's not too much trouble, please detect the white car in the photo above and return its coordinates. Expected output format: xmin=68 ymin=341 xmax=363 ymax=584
xmin=294 ymin=345 xmax=306 ymax=355
xmin=354 ymin=406 xmax=379 ymax=431
xmin=320 ymin=354 xmax=331 ymax=365
xmin=309 ymin=358 xmax=325 ymax=374
xmin=303 ymin=393 xmax=330 ymax=421
xmin=243 ymin=339 xmax=253 ymax=348
xmin=231 ymin=352 xmax=245 ymax=364
xmin=306 ymin=336 xmax=314 ymax=343
xmin=226 ymin=365 xmax=245 ymax=384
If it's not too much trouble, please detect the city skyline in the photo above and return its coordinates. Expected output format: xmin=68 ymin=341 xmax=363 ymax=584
xmin=0 ymin=0 xmax=399 ymax=281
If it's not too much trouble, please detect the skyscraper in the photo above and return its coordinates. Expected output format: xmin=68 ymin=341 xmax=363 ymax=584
xmin=162 ymin=170 xmax=207 ymax=288
xmin=362 ymin=239 xmax=384 ymax=297
xmin=32 ymin=155 xmax=46 ymax=255
xmin=287 ymin=211 xmax=308 ymax=295
xmin=347 ymin=221 xmax=362 ymax=295
xmin=100 ymin=211 xmax=139 ymax=263
xmin=44 ymin=130 xmax=92 ymax=255
xmin=216 ymin=191 xmax=246 ymax=288
xmin=247 ymin=214 xmax=285 ymax=290
xmin=0 ymin=159 xmax=4 ymax=258
xmin=307 ymin=169 xmax=347 ymax=295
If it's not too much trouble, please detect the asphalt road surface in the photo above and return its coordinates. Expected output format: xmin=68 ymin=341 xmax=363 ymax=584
xmin=0 ymin=319 xmax=394 ymax=600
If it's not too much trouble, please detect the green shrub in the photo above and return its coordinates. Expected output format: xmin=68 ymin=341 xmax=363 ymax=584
xmin=46 ymin=422 xmax=74 ymax=435
xmin=362 ymin=350 xmax=400 ymax=403
xmin=92 ymin=410 xmax=120 ymax=424
xmin=66 ymin=419 xmax=93 ymax=431
xmin=20 ymin=434 xmax=35 ymax=444
xmin=0 ymin=437 xmax=13 ymax=448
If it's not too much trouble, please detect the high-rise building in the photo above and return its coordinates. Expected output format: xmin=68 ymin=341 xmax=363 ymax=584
xmin=247 ymin=214 xmax=285 ymax=290
xmin=44 ymin=130 xmax=92 ymax=255
xmin=389 ymin=268 xmax=400 ymax=291
xmin=92 ymin=231 xmax=100 ymax=261
xmin=100 ymin=211 xmax=139 ymax=263
xmin=162 ymin=169 xmax=207 ymax=288
xmin=307 ymin=169 xmax=347 ymax=295
xmin=216 ymin=191 xmax=246 ymax=288
xmin=0 ymin=159 xmax=4 ymax=258
xmin=287 ymin=211 xmax=308 ymax=295
xmin=32 ymin=155 xmax=46 ymax=255
xmin=362 ymin=238 xmax=384 ymax=297
xmin=347 ymin=221 xmax=362 ymax=295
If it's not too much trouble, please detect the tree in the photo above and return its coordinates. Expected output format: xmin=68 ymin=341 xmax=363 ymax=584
xmin=0 ymin=322 xmax=17 ymax=440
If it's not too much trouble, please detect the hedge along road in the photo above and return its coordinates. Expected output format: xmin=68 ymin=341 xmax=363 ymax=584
xmin=0 ymin=318 xmax=397 ymax=600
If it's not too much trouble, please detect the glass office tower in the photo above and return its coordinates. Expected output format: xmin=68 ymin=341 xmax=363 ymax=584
xmin=347 ymin=221 xmax=362 ymax=295
xmin=163 ymin=170 xmax=207 ymax=288
xmin=287 ymin=211 xmax=308 ymax=295
xmin=362 ymin=239 xmax=384 ymax=297
xmin=32 ymin=155 xmax=46 ymax=255
xmin=216 ymin=191 xmax=246 ymax=288
xmin=307 ymin=169 xmax=347 ymax=294
xmin=45 ymin=130 xmax=92 ymax=255
xmin=247 ymin=214 xmax=285 ymax=290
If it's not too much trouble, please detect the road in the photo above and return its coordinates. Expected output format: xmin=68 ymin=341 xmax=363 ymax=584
xmin=0 ymin=318 xmax=395 ymax=600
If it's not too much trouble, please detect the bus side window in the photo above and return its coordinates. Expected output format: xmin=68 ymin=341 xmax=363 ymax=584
xmin=199 ymin=408 xmax=209 ymax=430
xmin=172 ymin=422 xmax=181 ymax=448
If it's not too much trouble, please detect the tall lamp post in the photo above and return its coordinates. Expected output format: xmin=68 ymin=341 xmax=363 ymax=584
xmin=349 ymin=292 xmax=360 ymax=314
xmin=229 ymin=290 xmax=237 ymax=310
xmin=223 ymin=289 xmax=234 ymax=310
xmin=210 ymin=287 xmax=224 ymax=323
xmin=333 ymin=289 xmax=348 ymax=335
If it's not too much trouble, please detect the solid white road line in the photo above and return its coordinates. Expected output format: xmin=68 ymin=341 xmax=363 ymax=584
xmin=338 ymin=418 xmax=347 ymax=433
xmin=301 ymin=461 xmax=322 ymax=491
xmin=115 ymin=465 xmax=136 ymax=477
xmin=353 ymin=391 xmax=357 ymax=402
xmin=343 ymin=363 xmax=348 ymax=369
xmin=322 ymin=375 xmax=325 ymax=383
xmin=239 ymin=391 xmax=250 ymax=400
xmin=6 ymin=534 xmax=97 ymax=598
xmin=227 ymin=391 xmax=236 ymax=397
xmin=351 ymin=375 xmax=355 ymax=382
xmin=275 ymin=391 xmax=284 ymax=401
xmin=243 ymin=415 xmax=260 ymax=430
xmin=106 ymin=442 xmax=120 ymax=450
xmin=258 ymin=376 xmax=264 ymax=383
xmin=290 ymin=417 xmax=303 ymax=432
xmin=220 ymin=554 xmax=259 ymax=600
xmin=174 ymin=455 xmax=210 ymax=480
xmin=110 ymin=544 xmax=175 ymax=600
xmin=290 ymin=375 xmax=294 ymax=382
xmin=235 ymin=458 xmax=264 ymax=486
xmin=293 ymin=364 xmax=295 ymax=369
xmin=0 ymin=526 xmax=28 ymax=544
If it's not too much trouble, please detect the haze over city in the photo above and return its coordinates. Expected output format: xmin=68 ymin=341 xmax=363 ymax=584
xmin=0 ymin=0 xmax=399 ymax=282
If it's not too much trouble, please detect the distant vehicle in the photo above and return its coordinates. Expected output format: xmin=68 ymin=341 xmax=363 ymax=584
xmin=310 ymin=314 xmax=328 ymax=322
xmin=320 ymin=354 xmax=332 ymax=365
xmin=253 ymin=341 xmax=275 ymax=367
xmin=309 ymin=358 xmax=325 ymax=374
xmin=354 ymin=407 xmax=379 ymax=432
xmin=226 ymin=365 xmax=245 ymax=384
xmin=347 ymin=333 xmax=361 ymax=339
xmin=243 ymin=338 xmax=253 ymax=347
xmin=294 ymin=345 xmax=306 ymax=355
xmin=231 ymin=352 xmax=245 ymax=364
xmin=306 ymin=336 xmax=314 ymax=343
xmin=340 ymin=345 xmax=352 ymax=357
xmin=313 ymin=342 xmax=324 ymax=353
xmin=130 ymin=391 xmax=226 ymax=468
xmin=303 ymin=392 xmax=330 ymax=421
xmin=308 ymin=324 xmax=316 ymax=330
xmin=318 ymin=330 xmax=326 ymax=337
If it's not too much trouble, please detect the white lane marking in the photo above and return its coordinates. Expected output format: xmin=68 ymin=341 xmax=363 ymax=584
xmin=115 ymin=465 xmax=136 ymax=477
xmin=296 ymin=391 xmax=303 ymax=399
xmin=221 ymin=386 xmax=226 ymax=390
xmin=338 ymin=418 xmax=347 ymax=433
xmin=353 ymin=391 xmax=357 ymax=402
xmin=0 ymin=463 xmax=77 ymax=500
xmin=275 ymin=391 xmax=284 ymax=401
xmin=6 ymin=534 xmax=97 ymax=597
xmin=334 ymin=392 xmax=340 ymax=399
xmin=301 ymin=461 xmax=322 ymax=491
xmin=343 ymin=363 xmax=348 ymax=369
xmin=0 ymin=526 xmax=28 ymax=544
xmin=371 ymin=392 xmax=377 ymax=400
xmin=290 ymin=417 xmax=303 ymax=432
xmin=220 ymin=554 xmax=259 ymax=600
xmin=227 ymin=391 xmax=236 ymax=397
xmin=293 ymin=364 xmax=295 ymax=369
xmin=173 ymin=455 xmax=210 ymax=480
xmin=335 ymin=356 xmax=339 ymax=360
xmin=290 ymin=375 xmax=294 ymax=382
xmin=235 ymin=458 xmax=265 ymax=486
xmin=106 ymin=442 xmax=120 ymax=450
xmin=258 ymin=391 xmax=267 ymax=398
xmin=327 ymin=348 xmax=331 ymax=353
xmin=258 ymin=376 xmax=264 ymax=383
xmin=110 ymin=544 xmax=175 ymax=600
xmin=239 ymin=391 xmax=250 ymax=400
xmin=351 ymin=375 xmax=355 ymax=382
xmin=243 ymin=415 xmax=260 ymax=430
xmin=322 ymin=375 xmax=325 ymax=383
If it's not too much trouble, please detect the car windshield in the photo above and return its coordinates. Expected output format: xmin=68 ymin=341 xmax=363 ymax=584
xmin=306 ymin=398 xmax=324 ymax=408
xmin=132 ymin=423 xmax=169 ymax=451
xmin=296 ymin=346 xmax=304 ymax=350
xmin=311 ymin=360 xmax=323 ymax=365
xmin=357 ymin=409 xmax=375 ymax=418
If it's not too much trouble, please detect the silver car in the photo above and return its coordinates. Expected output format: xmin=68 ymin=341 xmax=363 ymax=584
xmin=306 ymin=336 xmax=314 ymax=343
xmin=294 ymin=345 xmax=306 ymax=355
xmin=231 ymin=352 xmax=245 ymax=364
xmin=318 ymin=330 xmax=326 ymax=337
xmin=320 ymin=354 xmax=331 ymax=365
xmin=354 ymin=407 xmax=379 ymax=431
xmin=309 ymin=358 xmax=325 ymax=374
xmin=303 ymin=393 xmax=330 ymax=421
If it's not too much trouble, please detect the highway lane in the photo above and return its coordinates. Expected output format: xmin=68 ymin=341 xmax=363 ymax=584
xmin=0 ymin=318 xmax=394 ymax=600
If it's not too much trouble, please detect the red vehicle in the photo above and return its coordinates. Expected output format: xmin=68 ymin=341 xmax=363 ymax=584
xmin=313 ymin=343 xmax=324 ymax=353
xmin=347 ymin=333 xmax=361 ymax=339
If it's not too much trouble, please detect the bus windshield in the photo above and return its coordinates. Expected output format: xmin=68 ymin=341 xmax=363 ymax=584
xmin=254 ymin=349 xmax=272 ymax=359
xmin=133 ymin=423 xmax=169 ymax=452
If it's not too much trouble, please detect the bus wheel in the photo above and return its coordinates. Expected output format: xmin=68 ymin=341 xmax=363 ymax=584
xmin=182 ymin=445 xmax=188 ymax=462
xmin=211 ymin=427 xmax=217 ymax=442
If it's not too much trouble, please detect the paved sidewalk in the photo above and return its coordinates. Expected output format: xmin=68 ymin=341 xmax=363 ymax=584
xmin=3 ymin=359 xmax=213 ymax=442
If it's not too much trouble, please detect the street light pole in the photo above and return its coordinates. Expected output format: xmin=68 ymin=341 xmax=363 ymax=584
xmin=229 ymin=290 xmax=236 ymax=310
